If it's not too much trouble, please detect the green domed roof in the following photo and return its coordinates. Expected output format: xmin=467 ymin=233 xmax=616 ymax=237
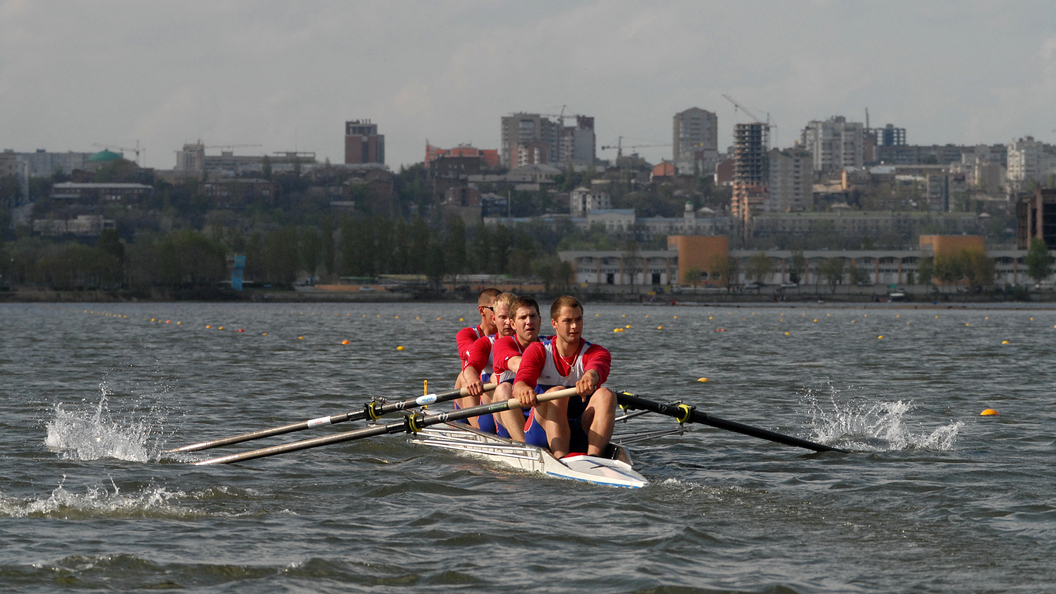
xmin=88 ymin=149 xmax=123 ymax=162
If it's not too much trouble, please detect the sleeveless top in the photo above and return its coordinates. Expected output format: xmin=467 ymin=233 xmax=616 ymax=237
xmin=536 ymin=337 xmax=591 ymax=388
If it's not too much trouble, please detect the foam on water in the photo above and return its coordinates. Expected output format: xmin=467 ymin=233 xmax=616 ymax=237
xmin=802 ymin=383 xmax=963 ymax=452
xmin=0 ymin=477 xmax=189 ymax=519
xmin=44 ymin=383 xmax=157 ymax=462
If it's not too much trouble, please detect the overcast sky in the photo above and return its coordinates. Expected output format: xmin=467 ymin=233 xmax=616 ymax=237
xmin=2 ymin=1 xmax=1055 ymax=170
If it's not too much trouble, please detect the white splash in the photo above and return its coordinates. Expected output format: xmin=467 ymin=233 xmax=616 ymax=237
xmin=803 ymin=384 xmax=963 ymax=452
xmin=0 ymin=477 xmax=190 ymax=519
xmin=44 ymin=385 xmax=153 ymax=462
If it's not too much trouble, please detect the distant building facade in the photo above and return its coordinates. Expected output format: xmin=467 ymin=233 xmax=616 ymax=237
xmin=569 ymin=187 xmax=612 ymax=217
xmin=1007 ymin=136 xmax=1056 ymax=193
xmin=425 ymin=143 xmax=500 ymax=169
xmin=344 ymin=120 xmax=385 ymax=165
xmin=673 ymin=107 xmax=719 ymax=175
xmin=767 ymin=148 xmax=811 ymax=212
xmin=732 ymin=122 xmax=769 ymax=230
xmin=802 ymin=116 xmax=865 ymax=172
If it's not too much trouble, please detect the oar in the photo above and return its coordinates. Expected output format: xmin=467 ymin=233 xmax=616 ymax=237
xmin=167 ymin=383 xmax=497 ymax=453
xmin=195 ymin=387 xmax=580 ymax=465
xmin=616 ymin=391 xmax=848 ymax=454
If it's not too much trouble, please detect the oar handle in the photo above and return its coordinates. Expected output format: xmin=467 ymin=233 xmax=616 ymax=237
xmin=195 ymin=387 xmax=580 ymax=466
xmin=168 ymin=383 xmax=497 ymax=453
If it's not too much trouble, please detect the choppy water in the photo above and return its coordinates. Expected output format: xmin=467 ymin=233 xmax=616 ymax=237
xmin=1 ymin=302 xmax=1053 ymax=593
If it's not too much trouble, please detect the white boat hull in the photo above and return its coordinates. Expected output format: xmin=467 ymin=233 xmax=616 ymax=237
xmin=412 ymin=422 xmax=648 ymax=489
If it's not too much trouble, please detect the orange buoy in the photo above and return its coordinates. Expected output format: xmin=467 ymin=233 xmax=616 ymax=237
xmin=980 ymin=409 xmax=999 ymax=416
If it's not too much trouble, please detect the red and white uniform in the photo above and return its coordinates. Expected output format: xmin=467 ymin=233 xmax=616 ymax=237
xmin=464 ymin=334 xmax=497 ymax=377
xmin=455 ymin=325 xmax=486 ymax=366
xmin=514 ymin=337 xmax=611 ymax=390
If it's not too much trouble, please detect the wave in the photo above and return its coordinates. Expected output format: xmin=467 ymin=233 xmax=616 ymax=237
xmin=44 ymin=383 xmax=159 ymax=462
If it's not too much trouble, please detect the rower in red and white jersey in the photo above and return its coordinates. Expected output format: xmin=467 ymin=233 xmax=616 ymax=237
xmin=453 ymin=288 xmax=500 ymax=427
xmin=513 ymin=296 xmax=615 ymax=459
xmin=490 ymin=296 xmax=545 ymax=442
xmin=459 ymin=292 xmax=517 ymax=434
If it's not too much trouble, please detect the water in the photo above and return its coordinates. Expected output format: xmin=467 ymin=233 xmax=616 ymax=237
xmin=1 ymin=302 xmax=1053 ymax=593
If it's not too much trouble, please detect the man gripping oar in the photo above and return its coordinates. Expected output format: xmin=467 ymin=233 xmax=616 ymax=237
xmin=513 ymin=296 xmax=614 ymax=459
xmin=453 ymin=288 xmax=500 ymax=426
xmin=459 ymin=291 xmax=517 ymax=434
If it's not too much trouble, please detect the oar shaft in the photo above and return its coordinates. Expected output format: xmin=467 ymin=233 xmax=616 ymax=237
xmin=616 ymin=392 xmax=847 ymax=454
xmin=168 ymin=383 xmax=496 ymax=453
xmin=195 ymin=387 xmax=579 ymax=466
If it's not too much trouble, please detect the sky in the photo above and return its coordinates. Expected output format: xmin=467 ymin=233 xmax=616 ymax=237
xmin=2 ymin=0 xmax=1055 ymax=171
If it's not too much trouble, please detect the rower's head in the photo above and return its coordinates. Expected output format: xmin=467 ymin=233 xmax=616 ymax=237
xmin=477 ymin=288 xmax=501 ymax=332
xmin=511 ymin=296 xmax=541 ymax=343
xmin=550 ymin=296 xmax=583 ymax=343
xmin=492 ymin=292 xmax=518 ymax=337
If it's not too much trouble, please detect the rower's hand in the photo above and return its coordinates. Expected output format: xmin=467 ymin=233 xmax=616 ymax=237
xmin=462 ymin=370 xmax=484 ymax=397
xmin=513 ymin=382 xmax=537 ymax=408
xmin=576 ymin=370 xmax=599 ymax=401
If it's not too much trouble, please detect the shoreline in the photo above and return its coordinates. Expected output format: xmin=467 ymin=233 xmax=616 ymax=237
xmin=3 ymin=286 xmax=1056 ymax=309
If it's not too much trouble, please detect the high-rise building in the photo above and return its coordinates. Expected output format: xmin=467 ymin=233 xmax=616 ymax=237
xmin=802 ymin=116 xmax=865 ymax=172
xmin=1007 ymin=136 xmax=1056 ymax=193
xmin=732 ymin=123 xmax=769 ymax=233
xmin=768 ymin=148 xmax=812 ymax=212
xmin=558 ymin=116 xmax=596 ymax=167
xmin=675 ymin=105 xmax=718 ymax=166
xmin=501 ymin=114 xmax=559 ymax=169
xmin=344 ymin=120 xmax=385 ymax=165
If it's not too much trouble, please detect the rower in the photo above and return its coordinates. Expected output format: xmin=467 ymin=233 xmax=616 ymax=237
xmin=459 ymin=292 xmax=517 ymax=434
xmin=490 ymin=296 xmax=544 ymax=442
xmin=513 ymin=296 xmax=615 ymax=459
xmin=454 ymin=288 xmax=500 ymax=425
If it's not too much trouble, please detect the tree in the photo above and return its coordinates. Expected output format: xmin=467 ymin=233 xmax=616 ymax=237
xmin=682 ymin=267 xmax=703 ymax=288
xmin=746 ymin=251 xmax=772 ymax=285
xmin=532 ymin=255 xmax=572 ymax=293
xmin=321 ymin=217 xmax=336 ymax=280
xmin=788 ymin=249 xmax=806 ymax=285
xmin=445 ymin=216 xmax=467 ymax=276
xmin=917 ymin=257 xmax=934 ymax=286
xmin=818 ymin=258 xmax=846 ymax=294
xmin=622 ymin=241 xmax=642 ymax=289
xmin=1025 ymin=237 xmax=1052 ymax=285
xmin=962 ymin=249 xmax=995 ymax=290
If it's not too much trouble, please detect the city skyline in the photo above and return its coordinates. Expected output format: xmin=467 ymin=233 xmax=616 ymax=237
xmin=3 ymin=1 xmax=1055 ymax=170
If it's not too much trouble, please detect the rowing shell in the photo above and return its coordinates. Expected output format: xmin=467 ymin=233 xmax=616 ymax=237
xmin=412 ymin=422 xmax=649 ymax=489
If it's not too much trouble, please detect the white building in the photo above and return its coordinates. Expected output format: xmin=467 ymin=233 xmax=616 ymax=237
xmin=802 ymin=116 xmax=865 ymax=173
xmin=768 ymin=148 xmax=811 ymax=212
xmin=569 ymin=186 xmax=612 ymax=217
xmin=1007 ymin=136 xmax=1056 ymax=193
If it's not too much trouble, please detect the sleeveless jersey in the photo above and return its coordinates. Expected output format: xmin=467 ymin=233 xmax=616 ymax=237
xmin=537 ymin=337 xmax=592 ymax=388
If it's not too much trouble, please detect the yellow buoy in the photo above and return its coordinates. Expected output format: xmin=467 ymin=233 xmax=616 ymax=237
xmin=262 ymin=333 xmax=268 ymax=336
xmin=460 ymin=318 xmax=464 ymax=322
xmin=657 ymin=326 xmax=663 ymax=329
xmin=784 ymin=332 xmax=790 ymax=336
xmin=219 ymin=326 xmax=224 ymax=330
xmin=625 ymin=324 xmax=632 ymax=328
xmin=397 ymin=345 xmax=405 ymax=351
xmin=878 ymin=335 xmax=884 ymax=339
xmin=698 ymin=377 xmax=709 ymax=382
xmin=980 ymin=409 xmax=999 ymax=416
xmin=298 ymin=336 xmax=304 ymax=340
xmin=1001 ymin=340 xmax=1009 ymax=344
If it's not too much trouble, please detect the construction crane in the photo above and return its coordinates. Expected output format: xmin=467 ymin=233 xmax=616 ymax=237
xmin=539 ymin=105 xmax=587 ymax=124
xmin=600 ymin=136 xmax=671 ymax=159
xmin=722 ymin=94 xmax=779 ymax=147
xmin=92 ymin=140 xmax=145 ymax=165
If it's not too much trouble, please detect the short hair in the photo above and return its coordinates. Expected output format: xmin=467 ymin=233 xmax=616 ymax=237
xmin=550 ymin=295 xmax=583 ymax=320
xmin=477 ymin=288 xmax=501 ymax=306
xmin=493 ymin=292 xmax=518 ymax=311
xmin=511 ymin=296 xmax=540 ymax=317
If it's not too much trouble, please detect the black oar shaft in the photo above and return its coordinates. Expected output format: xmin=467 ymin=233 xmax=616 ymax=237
xmin=195 ymin=387 xmax=579 ymax=466
xmin=168 ymin=384 xmax=496 ymax=453
xmin=616 ymin=392 xmax=847 ymax=454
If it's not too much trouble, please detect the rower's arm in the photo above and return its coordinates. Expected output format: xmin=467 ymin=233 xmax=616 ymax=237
xmin=460 ymin=365 xmax=484 ymax=397
xmin=505 ymin=355 xmax=523 ymax=374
